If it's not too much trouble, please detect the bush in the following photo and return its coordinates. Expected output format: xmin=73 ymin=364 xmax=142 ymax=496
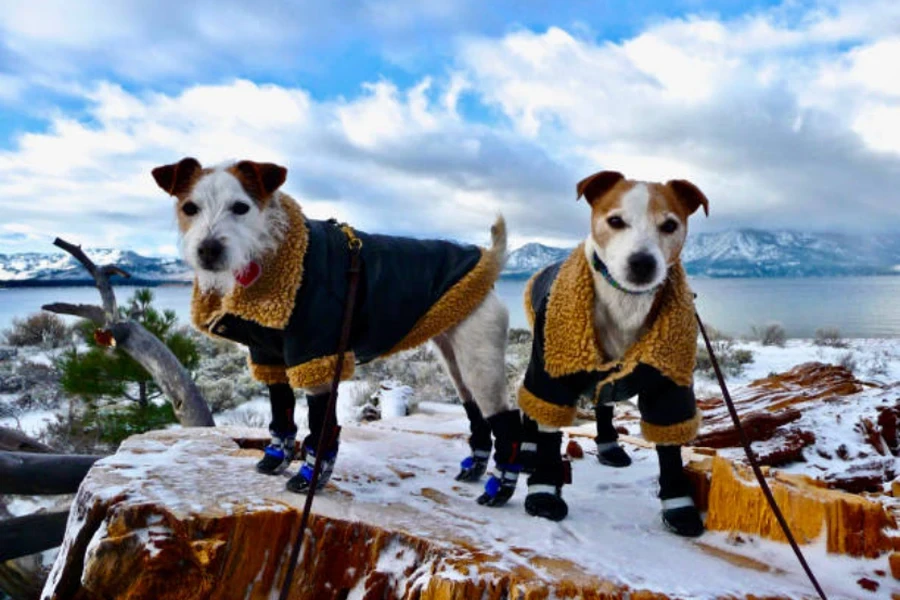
xmin=508 ymin=328 xmax=532 ymax=345
xmin=4 ymin=312 xmax=70 ymax=348
xmin=837 ymin=352 xmax=857 ymax=373
xmin=751 ymin=323 xmax=786 ymax=347
xmin=696 ymin=338 xmax=755 ymax=378
xmin=814 ymin=328 xmax=848 ymax=348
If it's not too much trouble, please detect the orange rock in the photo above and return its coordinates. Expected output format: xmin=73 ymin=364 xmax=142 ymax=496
xmin=890 ymin=552 xmax=900 ymax=580
xmin=565 ymin=439 xmax=584 ymax=459
xmin=705 ymin=456 xmax=896 ymax=558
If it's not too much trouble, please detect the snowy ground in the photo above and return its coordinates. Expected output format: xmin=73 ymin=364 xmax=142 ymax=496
xmin=43 ymin=410 xmax=898 ymax=600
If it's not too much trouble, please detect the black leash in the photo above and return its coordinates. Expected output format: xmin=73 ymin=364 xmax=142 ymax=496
xmin=278 ymin=225 xmax=363 ymax=600
xmin=695 ymin=312 xmax=828 ymax=600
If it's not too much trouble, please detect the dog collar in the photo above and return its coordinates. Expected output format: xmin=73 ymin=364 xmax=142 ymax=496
xmin=234 ymin=261 xmax=262 ymax=288
xmin=591 ymin=251 xmax=661 ymax=296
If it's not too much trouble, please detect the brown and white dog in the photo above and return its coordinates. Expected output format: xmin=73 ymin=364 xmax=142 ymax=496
xmin=152 ymin=158 xmax=524 ymax=504
xmin=518 ymin=171 xmax=708 ymax=536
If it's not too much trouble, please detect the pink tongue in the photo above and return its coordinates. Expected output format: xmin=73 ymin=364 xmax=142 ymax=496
xmin=234 ymin=261 xmax=262 ymax=287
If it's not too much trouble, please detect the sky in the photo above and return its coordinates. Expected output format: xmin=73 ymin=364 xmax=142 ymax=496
xmin=0 ymin=0 xmax=899 ymax=256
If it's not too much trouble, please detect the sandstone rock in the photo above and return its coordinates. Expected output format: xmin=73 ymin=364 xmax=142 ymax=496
xmin=43 ymin=418 xmax=866 ymax=600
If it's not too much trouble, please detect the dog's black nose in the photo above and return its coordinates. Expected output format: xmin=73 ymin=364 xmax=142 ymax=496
xmin=627 ymin=252 xmax=657 ymax=285
xmin=197 ymin=238 xmax=224 ymax=269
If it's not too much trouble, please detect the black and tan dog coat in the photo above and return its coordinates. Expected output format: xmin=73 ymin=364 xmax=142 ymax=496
xmin=518 ymin=244 xmax=701 ymax=445
xmin=191 ymin=195 xmax=504 ymax=389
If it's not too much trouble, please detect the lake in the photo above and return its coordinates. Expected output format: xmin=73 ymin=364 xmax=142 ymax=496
xmin=2 ymin=276 xmax=900 ymax=339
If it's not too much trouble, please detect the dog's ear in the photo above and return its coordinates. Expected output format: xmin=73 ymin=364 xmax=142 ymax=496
xmin=666 ymin=179 xmax=710 ymax=217
xmin=576 ymin=171 xmax=625 ymax=206
xmin=151 ymin=157 xmax=202 ymax=197
xmin=232 ymin=161 xmax=287 ymax=202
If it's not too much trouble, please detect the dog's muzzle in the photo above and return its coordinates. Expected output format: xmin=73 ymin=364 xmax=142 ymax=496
xmin=626 ymin=252 xmax=658 ymax=286
xmin=197 ymin=238 xmax=225 ymax=270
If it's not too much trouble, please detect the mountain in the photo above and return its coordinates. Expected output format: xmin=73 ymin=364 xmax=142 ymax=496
xmin=501 ymin=230 xmax=900 ymax=279
xmin=2 ymin=230 xmax=900 ymax=285
xmin=0 ymin=249 xmax=191 ymax=286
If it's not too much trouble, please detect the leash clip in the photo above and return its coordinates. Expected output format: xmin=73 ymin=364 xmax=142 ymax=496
xmin=333 ymin=220 xmax=363 ymax=251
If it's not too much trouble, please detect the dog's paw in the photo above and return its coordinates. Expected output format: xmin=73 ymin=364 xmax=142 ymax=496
xmin=596 ymin=443 xmax=632 ymax=468
xmin=660 ymin=497 xmax=704 ymax=538
xmin=525 ymin=492 xmax=568 ymax=521
xmin=455 ymin=455 xmax=489 ymax=482
xmin=476 ymin=474 xmax=516 ymax=507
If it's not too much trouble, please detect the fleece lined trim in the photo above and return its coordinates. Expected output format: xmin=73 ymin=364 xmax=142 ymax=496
xmin=542 ymin=244 xmax=698 ymax=388
xmin=247 ymin=359 xmax=289 ymax=385
xmin=287 ymin=353 xmax=356 ymax=389
xmin=517 ymin=385 xmax=578 ymax=428
xmin=191 ymin=194 xmax=308 ymax=333
xmin=640 ymin=412 xmax=702 ymax=445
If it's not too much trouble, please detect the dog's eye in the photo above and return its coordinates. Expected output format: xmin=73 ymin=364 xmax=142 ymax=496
xmin=659 ymin=219 xmax=679 ymax=234
xmin=182 ymin=202 xmax=199 ymax=216
xmin=231 ymin=201 xmax=251 ymax=216
xmin=607 ymin=216 xmax=627 ymax=230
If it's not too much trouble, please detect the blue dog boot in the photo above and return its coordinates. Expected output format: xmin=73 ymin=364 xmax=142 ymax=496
xmin=456 ymin=449 xmax=490 ymax=482
xmin=476 ymin=463 xmax=521 ymax=507
xmin=286 ymin=438 xmax=339 ymax=494
xmin=256 ymin=434 xmax=296 ymax=475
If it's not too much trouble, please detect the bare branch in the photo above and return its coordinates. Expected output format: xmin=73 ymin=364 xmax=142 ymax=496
xmin=53 ymin=237 xmax=117 ymax=320
xmin=101 ymin=265 xmax=131 ymax=279
xmin=42 ymin=302 xmax=106 ymax=326
xmin=0 ymin=452 xmax=101 ymax=495
xmin=0 ymin=427 xmax=55 ymax=453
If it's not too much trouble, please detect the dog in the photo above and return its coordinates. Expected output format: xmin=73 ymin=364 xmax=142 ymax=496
xmin=151 ymin=158 xmax=524 ymax=505
xmin=517 ymin=170 xmax=708 ymax=537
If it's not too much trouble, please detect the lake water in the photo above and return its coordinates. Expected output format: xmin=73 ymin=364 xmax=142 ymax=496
xmin=2 ymin=276 xmax=900 ymax=339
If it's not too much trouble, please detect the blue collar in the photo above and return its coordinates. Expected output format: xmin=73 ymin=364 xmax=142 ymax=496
xmin=591 ymin=251 xmax=661 ymax=296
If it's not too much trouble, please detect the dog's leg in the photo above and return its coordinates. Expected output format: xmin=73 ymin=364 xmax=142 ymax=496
xmin=522 ymin=415 xmax=569 ymax=521
xmin=443 ymin=292 xmax=524 ymax=507
xmin=656 ymin=445 xmax=703 ymax=537
xmin=286 ymin=384 xmax=340 ymax=494
xmin=256 ymin=383 xmax=298 ymax=475
xmin=433 ymin=335 xmax=492 ymax=482
xmin=594 ymin=388 xmax=631 ymax=468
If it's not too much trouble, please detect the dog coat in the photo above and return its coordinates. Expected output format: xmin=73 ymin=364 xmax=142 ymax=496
xmin=191 ymin=195 xmax=504 ymax=389
xmin=518 ymin=244 xmax=701 ymax=445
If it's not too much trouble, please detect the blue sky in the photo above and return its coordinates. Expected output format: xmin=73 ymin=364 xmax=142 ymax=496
xmin=1 ymin=0 xmax=899 ymax=255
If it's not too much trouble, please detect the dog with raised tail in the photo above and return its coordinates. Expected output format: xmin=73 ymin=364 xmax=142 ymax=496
xmin=152 ymin=157 xmax=524 ymax=506
xmin=517 ymin=170 xmax=709 ymax=537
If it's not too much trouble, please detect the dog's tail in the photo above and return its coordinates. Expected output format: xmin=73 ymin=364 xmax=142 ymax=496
xmin=487 ymin=214 xmax=508 ymax=267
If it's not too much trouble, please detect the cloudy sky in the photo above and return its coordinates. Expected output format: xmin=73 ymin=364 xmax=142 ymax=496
xmin=1 ymin=0 xmax=898 ymax=256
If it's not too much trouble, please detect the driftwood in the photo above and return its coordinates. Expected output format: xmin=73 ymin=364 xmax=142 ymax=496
xmin=0 ymin=556 xmax=45 ymax=600
xmin=0 ymin=452 xmax=100 ymax=495
xmin=0 ymin=427 xmax=55 ymax=453
xmin=0 ymin=512 xmax=69 ymax=562
xmin=41 ymin=237 xmax=214 ymax=427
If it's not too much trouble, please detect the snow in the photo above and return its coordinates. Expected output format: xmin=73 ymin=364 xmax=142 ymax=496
xmin=44 ymin=415 xmax=898 ymax=599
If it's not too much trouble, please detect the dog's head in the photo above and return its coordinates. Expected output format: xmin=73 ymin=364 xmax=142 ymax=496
xmin=152 ymin=158 xmax=289 ymax=293
xmin=577 ymin=171 xmax=709 ymax=293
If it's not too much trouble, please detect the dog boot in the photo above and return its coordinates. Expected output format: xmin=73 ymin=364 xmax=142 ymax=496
xmin=456 ymin=401 xmax=493 ymax=482
xmin=285 ymin=431 xmax=340 ymax=494
xmin=657 ymin=444 xmax=704 ymax=537
xmin=524 ymin=429 xmax=569 ymax=521
xmin=476 ymin=408 xmax=525 ymax=506
xmin=596 ymin=441 xmax=632 ymax=468
xmin=256 ymin=433 xmax=296 ymax=475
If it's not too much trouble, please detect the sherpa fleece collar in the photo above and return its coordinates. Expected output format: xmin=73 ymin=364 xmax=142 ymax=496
xmin=191 ymin=194 xmax=309 ymax=332
xmin=543 ymin=243 xmax=698 ymax=388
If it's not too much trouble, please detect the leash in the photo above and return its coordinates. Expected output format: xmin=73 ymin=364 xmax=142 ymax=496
xmin=695 ymin=312 xmax=828 ymax=600
xmin=278 ymin=224 xmax=363 ymax=600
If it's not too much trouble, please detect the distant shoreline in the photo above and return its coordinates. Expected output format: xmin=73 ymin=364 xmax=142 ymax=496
xmin=2 ymin=271 xmax=900 ymax=289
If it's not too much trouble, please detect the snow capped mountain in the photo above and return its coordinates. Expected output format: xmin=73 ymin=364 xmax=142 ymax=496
xmin=2 ymin=229 xmax=899 ymax=285
xmin=502 ymin=230 xmax=900 ymax=279
xmin=502 ymin=243 xmax=571 ymax=277
xmin=0 ymin=249 xmax=191 ymax=285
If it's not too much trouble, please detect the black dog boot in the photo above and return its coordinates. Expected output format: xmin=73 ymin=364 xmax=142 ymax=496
xmin=285 ymin=431 xmax=340 ymax=494
xmin=256 ymin=433 xmax=296 ymax=475
xmin=657 ymin=444 xmax=704 ymax=537
xmin=456 ymin=401 xmax=493 ymax=482
xmin=596 ymin=441 xmax=632 ymax=468
xmin=476 ymin=409 xmax=524 ymax=507
xmin=524 ymin=428 xmax=569 ymax=521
